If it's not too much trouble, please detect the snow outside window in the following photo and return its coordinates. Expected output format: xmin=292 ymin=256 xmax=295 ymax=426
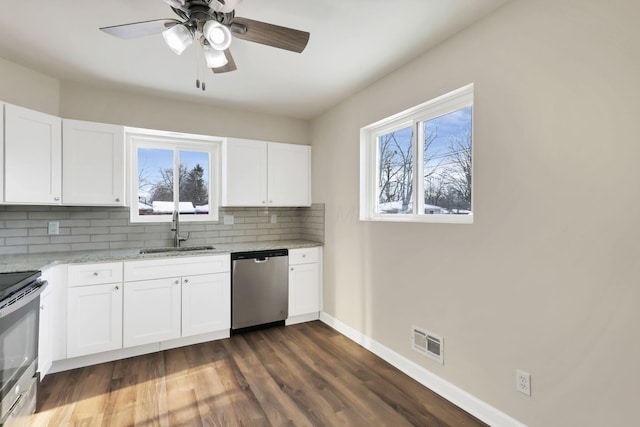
xmin=129 ymin=132 xmax=220 ymax=223
xmin=360 ymin=84 xmax=474 ymax=224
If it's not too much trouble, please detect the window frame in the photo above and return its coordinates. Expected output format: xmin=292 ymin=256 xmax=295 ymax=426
xmin=127 ymin=128 xmax=221 ymax=224
xmin=360 ymin=83 xmax=474 ymax=224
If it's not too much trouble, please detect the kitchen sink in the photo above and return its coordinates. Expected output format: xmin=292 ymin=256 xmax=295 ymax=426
xmin=139 ymin=245 xmax=215 ymax=254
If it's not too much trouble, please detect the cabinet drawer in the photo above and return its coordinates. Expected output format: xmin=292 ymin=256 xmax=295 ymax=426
xmin=289 ymin=247 xmax=320 ymax=265
xmin=68 ymin=262 xmax=123 ymax=287
xmin=124 ymin=254 xmax=230 ymax=281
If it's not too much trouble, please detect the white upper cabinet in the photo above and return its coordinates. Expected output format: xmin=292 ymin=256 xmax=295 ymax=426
xmin=222 ymin=138 xmax=311 ymax=207
xmin=62 ymin=119 xmax=125 ymax=206
xmin=4 ymin=104 xmax=62 ymax=204
xmin=222 ymin=138 xmax=268 ymax=206
xmin=268 ymin=142 xmax=311 ymax=207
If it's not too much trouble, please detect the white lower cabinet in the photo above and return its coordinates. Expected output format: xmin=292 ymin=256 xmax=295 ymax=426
xmin=58 ymin=249 xmax=320 ymax=369
xmin=288 ymin=247 xmax=322 ymax=319
xmin=38 ymin=285 xmax=53 ymax=379
xmin=182 ymin=273 xmax=231 ymax=337
xmin=67 ymin=283 xmax=123 ymax=358
xmin=123 ymin=255 xmax=231 ymax=346
xmin=39 ymin=265 xmax=65 ymax=379
xmin=67 ymin=262 xmax=124 ymax=358
xmin=123 ymin=278 xmax=181 ymax=347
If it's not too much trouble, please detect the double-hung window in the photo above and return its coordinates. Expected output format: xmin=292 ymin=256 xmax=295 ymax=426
xmin=360 ymin=84 xmax=473 ymax=223
xmin=129 ymin=130 xmax=220 ymax=223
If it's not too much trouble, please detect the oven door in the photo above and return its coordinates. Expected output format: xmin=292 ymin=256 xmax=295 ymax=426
xmin=0 ymin=284 xmax=44 ymax=423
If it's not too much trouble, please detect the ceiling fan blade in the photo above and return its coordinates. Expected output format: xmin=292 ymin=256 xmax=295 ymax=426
xmin=229 ymin=17 xmax=310 ymax=53
xmin=100 ymin=19 xmax=181 ymax=39
xmin=212 ymin=50 xmax=237 ymax=73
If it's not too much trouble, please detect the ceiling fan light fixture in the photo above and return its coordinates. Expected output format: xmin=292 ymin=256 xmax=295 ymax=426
xmin=209 ymin=0 xmax=242 ymax=13
xmin=162 ymin=24 xmax=193 ymax=55
xmin=203 ymin=45 xmax=229 ymax=68
xmin=203 ymin=20 xmax=232 ymax=50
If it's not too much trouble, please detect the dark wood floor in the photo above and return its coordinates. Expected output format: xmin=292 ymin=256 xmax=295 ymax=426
xmin=32 ymin=321 xmax=487 ymax=426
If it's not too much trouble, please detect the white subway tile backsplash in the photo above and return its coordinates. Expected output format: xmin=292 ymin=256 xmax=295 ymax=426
xmin=71 ymin=242 xmax=110 ymax=251
xmin=28 ymin=244 xmax=72 ymax=254
xmin=0 ymin=204 xmax=324 ymax=255
xmin=0 ymin=229 xmax=28 ymax=238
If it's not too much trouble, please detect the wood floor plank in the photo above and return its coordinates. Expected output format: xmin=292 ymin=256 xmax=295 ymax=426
xmin=300 ymin=321 xmax=478 ymax=426
xmin=244 ymin=329 xmax=339 ymax=426
xmin=33 ymin=321 xmax=487 ymax=427
xmin=270 ymin=326 xmax=415 ymax=427
xmin=223 ymin=335 xmax=315 ymax=426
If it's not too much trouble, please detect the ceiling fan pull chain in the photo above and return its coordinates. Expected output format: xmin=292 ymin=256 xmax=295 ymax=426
xmin=195 ymin=44 xmax=202 ymax=90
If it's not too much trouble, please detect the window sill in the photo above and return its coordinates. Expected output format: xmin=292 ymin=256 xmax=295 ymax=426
xmin=360 ymin=214 xmax=473 ymax=224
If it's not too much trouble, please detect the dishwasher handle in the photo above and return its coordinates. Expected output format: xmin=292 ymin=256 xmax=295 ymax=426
xmin=231 ymin=248 xmax=289 ymax=260
xmin=254 ymin=258 xmax=269 ymax=264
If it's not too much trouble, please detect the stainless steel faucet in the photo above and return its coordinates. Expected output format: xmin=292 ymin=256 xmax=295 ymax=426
xmin=171 ymin=210 xmax=189 ymax=247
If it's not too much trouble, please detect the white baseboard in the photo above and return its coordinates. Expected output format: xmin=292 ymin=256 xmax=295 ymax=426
xmin=319 ymin=312 xmax=526 ymax=427
xmin=49 ymin=329 xmax=230 ymax=374
xmin=286 ymin=312 xmax=320 ymax=326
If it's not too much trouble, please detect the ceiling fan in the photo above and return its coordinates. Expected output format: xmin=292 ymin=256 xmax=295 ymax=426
xmin=100 ymin=0 xmax=310 ymax=75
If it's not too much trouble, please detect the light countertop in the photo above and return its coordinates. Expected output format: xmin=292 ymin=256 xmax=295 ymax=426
xmin=0 ymin=240 xmax=323 ymax=273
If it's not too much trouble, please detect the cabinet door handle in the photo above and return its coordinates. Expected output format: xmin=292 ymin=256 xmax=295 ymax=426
xmin=262 ymin=201 xmax=266 ymax=204
xmin=175 ymin=280 xmax=180 ymax=285
xmin=184 ymin=279 xmax=189 ymax=284
xmin=290 ymin=267 xmax=294 ymax=271
xmin=40 ymin=305 xmax=44 ymax=311
xmin=93 ymin=272 xmax=99 ymax=276
xmin=115 ymin=198 xmax=120 ymax=202
xmin=114 ymin=286 xmax=119 ymax=291
xmin=54 ymin=196 xmax=60 ymax=201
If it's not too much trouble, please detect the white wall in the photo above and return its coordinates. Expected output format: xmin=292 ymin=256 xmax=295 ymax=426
xmin=0 ymin=57 xmax=60 ymax=115
xmin=311 ymin=0 xmax=640 ymax=425
xmin=59 ymin=81 xmax=308 ymax=145
xmin=0 ymin=61 xmax=308 ymax=145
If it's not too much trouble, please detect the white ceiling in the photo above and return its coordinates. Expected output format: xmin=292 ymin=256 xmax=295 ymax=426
xmin=0 ymin=0 xmax=509 ymax=120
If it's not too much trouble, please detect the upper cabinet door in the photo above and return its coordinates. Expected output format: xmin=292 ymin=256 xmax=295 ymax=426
xmin=222 ymin=138 xmax=268 ymax=207
xmin=4 ymin=104 xmax=62 ymax=204
xmin=268 ymin=142 xmax=311 ymax=207
xmin=62 ymin=119 xmax=125 ymax=206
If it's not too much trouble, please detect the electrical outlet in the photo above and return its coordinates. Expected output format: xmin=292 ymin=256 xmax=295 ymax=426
xmin=48 ymin=221 xmax=60 ymax=235
xmin=516 ymin=370 xmax=531 ymax=396
xmin=270 ymin=214 xmax=277 ymax=224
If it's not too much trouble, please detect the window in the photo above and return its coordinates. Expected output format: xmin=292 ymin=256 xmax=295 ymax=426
xmin=128 ymin=130 xmax=220 ymax=223
xmin=360 ymin=84 xmax=473 ymax=223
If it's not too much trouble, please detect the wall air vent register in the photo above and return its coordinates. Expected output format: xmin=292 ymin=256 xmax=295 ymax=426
xmin=412 ymin=326 xmax=443 ymax=364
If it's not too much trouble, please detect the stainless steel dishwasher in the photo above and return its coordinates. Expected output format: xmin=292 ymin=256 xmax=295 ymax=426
xmin=231 ymin=249 xmax=288 ymax=332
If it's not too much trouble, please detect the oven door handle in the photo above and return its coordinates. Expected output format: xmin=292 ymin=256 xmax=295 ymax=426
xmin=0 ymin=280 xmax=48 ymax=319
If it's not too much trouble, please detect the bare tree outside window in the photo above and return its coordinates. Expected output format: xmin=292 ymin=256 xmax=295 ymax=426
xmin=361 ymin=83 xmax=473 ymax=223
xmin=423 ymin=107 xmax=472 ymax=214
xmin=377 ymin=127 xmax=413 ymax=214
xmin=137 ymin=148 xmax=210 ymax=216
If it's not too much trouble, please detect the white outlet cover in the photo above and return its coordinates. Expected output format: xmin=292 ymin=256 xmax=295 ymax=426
xmin=48 ymin=221 xmax=60 ymax=235
xmin=223 ymin=215 xmax=234 ymax=225
xmin=516 ymin=369 xmax=531 ymax=396
xmin=270 ymin=214 xmax=277 ymax=224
